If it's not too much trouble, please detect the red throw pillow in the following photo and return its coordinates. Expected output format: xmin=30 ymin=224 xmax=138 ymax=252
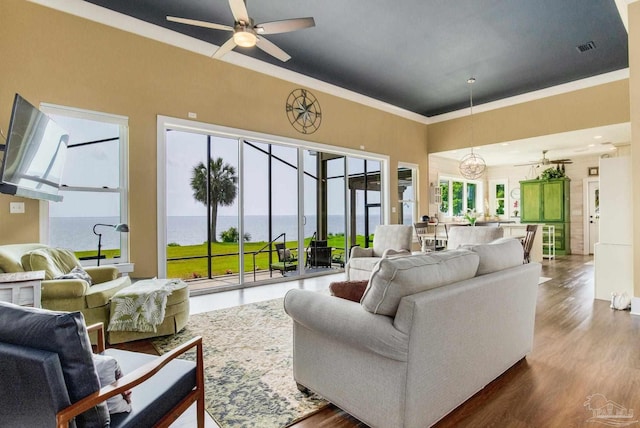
xmin=329 ymin=280 xmax=369 ymax=302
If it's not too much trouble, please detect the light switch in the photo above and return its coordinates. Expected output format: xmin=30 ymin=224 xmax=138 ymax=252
xmin=10 ymin=202 xmax=25 ymax=214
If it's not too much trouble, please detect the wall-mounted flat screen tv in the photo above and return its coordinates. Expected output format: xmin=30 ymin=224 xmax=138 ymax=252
xmin=0 ymin=94 xmax=69 ymax=202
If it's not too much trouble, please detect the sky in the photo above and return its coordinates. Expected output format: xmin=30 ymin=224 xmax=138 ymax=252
xmin=45 ymin=115 xmax=380 ymax=219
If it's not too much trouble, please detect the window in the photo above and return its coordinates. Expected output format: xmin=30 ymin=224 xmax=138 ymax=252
xmin=398 ymin=164 xmax=418 ymax=225
xmin=439 ymin=176 xmax=482 ymax=217
xmin=489 ymin=179 xmax=508 ymax=218
xmin=40 ymin=104 xmax=129 ymax=264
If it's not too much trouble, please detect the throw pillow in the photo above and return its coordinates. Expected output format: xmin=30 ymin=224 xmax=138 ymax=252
xmin=329 ymin=280 xmax=369 ymax=302
xmin=460 ymin=237 xmax=524 ymax=275
xmin=361 ymin=250 xmax=480 ymax=316
xmin=21 ymin=247 xmax=80 ymax=280
xmin=55 ymin=265 xmax=93 ymax=286
xmin=278 ymin=248 xmax=294 ymax=262
xmin=92 ymin=354 xmax=132 ymax=414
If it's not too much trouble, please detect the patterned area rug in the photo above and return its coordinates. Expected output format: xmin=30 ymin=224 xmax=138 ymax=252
xmin=151 ymin=298 xmax=327 ymax=427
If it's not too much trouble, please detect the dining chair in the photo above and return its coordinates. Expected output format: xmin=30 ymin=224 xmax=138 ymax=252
xmin=522 ymin=225 xmax=538 ymax=263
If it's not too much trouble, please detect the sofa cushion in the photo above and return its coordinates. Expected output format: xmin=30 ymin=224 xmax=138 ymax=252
xmin=361 ymin=250 xmax=480 ymax=316
xmin=85 ymin=276 xmax=132 ymax=309
xmin=0 ymin=302 xmax=109 ymax=427
xmin=0 ymin=243 xmax=49 ymax=273
xmin=105 ymin=348 xmax=197 ymax=428
xmin=21 ymin=247 xmax=80 ymax=280
xmin=446 ymin=226 xmax=505 ymax=250
xmin=346 ymin=256 xmax=381 ymax=280
xmin=461 ymin=237 xmax=524 ymax=275
xmin=0 ymin=341 xmax=72 ymax=427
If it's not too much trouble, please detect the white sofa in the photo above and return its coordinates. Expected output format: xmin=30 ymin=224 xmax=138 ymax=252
xmin=446 ymin=225 xmax=504 ymax=249
xmin=345 ymin=224 xmax=413 ymax=281
xmin=284 ymin=238 xmax=540 ymax=428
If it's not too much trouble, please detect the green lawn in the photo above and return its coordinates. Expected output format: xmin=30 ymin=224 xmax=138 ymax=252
xmin=166 ymin=234 xmax=371 ymax=279
xmin=76 ymin=234 xmax=372 ymax=280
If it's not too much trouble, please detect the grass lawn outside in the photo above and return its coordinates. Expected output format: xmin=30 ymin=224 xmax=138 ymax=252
xmin=76 ymin=234 xmax=373 ymax=280
xmin=166 ymin=234 xmax=370 ymax=279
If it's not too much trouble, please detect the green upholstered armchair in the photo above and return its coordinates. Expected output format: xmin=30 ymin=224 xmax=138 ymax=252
xmin=0 ymin=243 xmax=131 ymax=331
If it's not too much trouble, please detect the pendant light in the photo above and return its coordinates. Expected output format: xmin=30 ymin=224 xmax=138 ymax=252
xmin=459 ymin=77 xmax=486 ymax=179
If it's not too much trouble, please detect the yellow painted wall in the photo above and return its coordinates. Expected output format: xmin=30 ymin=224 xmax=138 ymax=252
xmin=427 ymin=80 xmax=630 ymax=154
xmin=0 ymin=1 xmax=428 ymax=276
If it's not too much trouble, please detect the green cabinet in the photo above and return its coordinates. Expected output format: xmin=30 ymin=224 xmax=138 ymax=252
xmin=520 ymin=178 xmax=570 ymax=255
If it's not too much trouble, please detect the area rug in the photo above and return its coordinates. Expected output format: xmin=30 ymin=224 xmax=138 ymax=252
xmin=151 ymin=298 xmax=327 ymax=427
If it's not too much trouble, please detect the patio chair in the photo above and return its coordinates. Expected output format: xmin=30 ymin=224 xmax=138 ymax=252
xmin=306 ymin=240 xmax=333 ymax=268
xmin=270 ymin=243 xmax=298 ymax=276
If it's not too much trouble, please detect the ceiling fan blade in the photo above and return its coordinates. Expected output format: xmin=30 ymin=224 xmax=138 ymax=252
xmin=256 ymin=35 xmax=291 ymax=62
xmin=167 ymin=16 xmax=233 ymax=32
xmin=256 ymin=17 xmax=315 ymax=35
xmin=212 ymin=37 xmax=237 ymax=59
xmin=229 ymin=0 xmax=250 ymax=23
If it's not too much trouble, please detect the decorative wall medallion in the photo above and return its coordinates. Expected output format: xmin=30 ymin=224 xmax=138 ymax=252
xmin=285 ymin=89 xmax=322 ymax=134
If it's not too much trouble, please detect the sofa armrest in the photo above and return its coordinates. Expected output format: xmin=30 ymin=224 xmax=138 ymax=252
xmin=84 ymin=266 xmax=119 ymax=284
xmin=56 ymin=334 xmax=205 ymax=428
xmin=41 ymin=279 xmax=89 ymax=299
xmin=284 ymin=289 xmax=408 ymax=361
xmin=349 ymin=246 xmax=373 ymax=259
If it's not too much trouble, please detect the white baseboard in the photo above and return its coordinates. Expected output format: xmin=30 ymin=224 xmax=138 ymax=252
xmin=631 ymin=297 xmax=640 ymax=316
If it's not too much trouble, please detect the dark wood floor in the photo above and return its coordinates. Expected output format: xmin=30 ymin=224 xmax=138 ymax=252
xmin=118 ymin=255 xmax=640 ymax=427
xmin=291 ymin=255 xmax=640 ymax=428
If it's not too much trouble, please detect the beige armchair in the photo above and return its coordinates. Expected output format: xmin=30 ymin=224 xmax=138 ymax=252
xmin=345 ymin=224 xmax=413 ymax=280
xmin=0 ymin=243 xmax=131 ymax=331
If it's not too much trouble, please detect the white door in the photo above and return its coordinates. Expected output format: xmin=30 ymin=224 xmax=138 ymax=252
xmin=587 ymin=180 xmax=600 ymax=254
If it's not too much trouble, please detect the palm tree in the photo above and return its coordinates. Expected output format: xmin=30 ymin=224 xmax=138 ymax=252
xmin=190 ymin=157 xmax=237 ymax=243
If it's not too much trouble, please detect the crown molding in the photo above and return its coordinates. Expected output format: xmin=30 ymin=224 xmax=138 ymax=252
xmin=428 ymin=68 xmax=630 ymax=124
xmin=27 ymin=0 xmax=633 ymax=127
xmin=27 ymin=0 xmax=431 ymax=125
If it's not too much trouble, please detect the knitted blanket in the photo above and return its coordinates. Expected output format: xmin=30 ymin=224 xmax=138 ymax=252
xmin=108 ymin=278 xmax=186 ymax=332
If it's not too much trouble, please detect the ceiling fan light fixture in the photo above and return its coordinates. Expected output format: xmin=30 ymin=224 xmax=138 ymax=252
xmin=233 ymin=30 xmax=257 ymax=47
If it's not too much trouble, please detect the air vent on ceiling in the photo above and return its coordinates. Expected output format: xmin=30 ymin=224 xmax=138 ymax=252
xmin=576 ymin=41 xmax=596 ymax=53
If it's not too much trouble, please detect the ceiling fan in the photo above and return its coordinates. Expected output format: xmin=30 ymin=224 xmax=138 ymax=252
xmin=167 ymin=0 xmax=315 ymax=62
xmin=515 ymin=150 xmax=573 ymax=167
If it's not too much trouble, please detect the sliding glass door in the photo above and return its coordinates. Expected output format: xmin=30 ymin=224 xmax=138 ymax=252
xmin=159 ymin=117 xmax=388 ymax=291
xmin=165 ymin=130 xmax=240 ymax=287
xmin=243 ymin=141 xmax=299 ymax=283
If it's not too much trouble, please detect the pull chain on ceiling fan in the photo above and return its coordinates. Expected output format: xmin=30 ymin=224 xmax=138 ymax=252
xmin=167 ymin=0 xmax=315 ymax=62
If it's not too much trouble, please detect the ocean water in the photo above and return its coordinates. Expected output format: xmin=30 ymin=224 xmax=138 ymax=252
xmin=49 ymin=217 xmax=123 ymax=251
xmin=49 ymin=214 xmax=382 ymax=250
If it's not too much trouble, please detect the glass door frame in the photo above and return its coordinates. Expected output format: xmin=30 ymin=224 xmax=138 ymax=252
xmin=157 ymin=115 xmax=390 ymax=287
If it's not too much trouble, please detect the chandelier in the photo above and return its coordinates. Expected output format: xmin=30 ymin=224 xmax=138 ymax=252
xmin=459 ymin=77 xmax=486 ymax=179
